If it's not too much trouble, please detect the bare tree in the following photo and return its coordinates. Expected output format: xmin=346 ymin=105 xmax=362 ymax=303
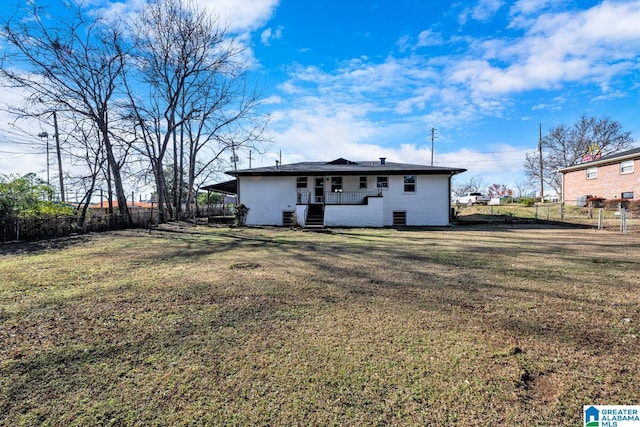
xmin=452 ymin=177 xmax=485 ymax=197
xmin=524 ymin=115 xmax=633 ymax=195
xmin=123 ymin=0 xmax=267 ymax=222
xmin=181 ymin=75 xmax=268 ymax=215
xmin=62 ymin=117 xmax=109 ymax=226
xmin=514 ymin=180 xmax=532 ymax=198
xmin=1 ymin=2 xmax=132 ymax=224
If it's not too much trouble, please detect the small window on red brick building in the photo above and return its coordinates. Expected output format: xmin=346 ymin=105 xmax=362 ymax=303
xmin=620 ymin=160 xmax=634 ymax=174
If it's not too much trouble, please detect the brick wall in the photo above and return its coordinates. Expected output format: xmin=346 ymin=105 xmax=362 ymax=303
xmin=562 ymin=159 xmax=640 ymax=203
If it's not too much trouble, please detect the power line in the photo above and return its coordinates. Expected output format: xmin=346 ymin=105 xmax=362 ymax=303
xmin=469 ymin=149 xmax=530 ymax=154
xmin=434 ymin=158 xmax=525 ymax=164
xmin=0 ymin=149 xmax=38 ymax=155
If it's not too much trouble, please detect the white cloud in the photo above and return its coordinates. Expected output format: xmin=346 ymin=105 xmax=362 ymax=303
xmin=460 ymin=0 xmax=505 ymax=24
xmin=289 ymin=1 xmax=639 ymax=130
xmin=473 ymin=0 xmax=505 ymax=21
xmin=90 ymin=0 xmax=278 ymax=32
xmin=196 ymin=0 xmax=279 ymax=32
xmin=397 ymin=29 xmax=444 ymax=52
xmin=511 ymin=0 xmax=548 ymax=15
xmin=450 ymin=1 xmax=640 ymax=99
xmin=260 ymin=26 xmax=283 ymax=46
xmin=416 ymin=29 xmax=444 ymax=48
xmin=395 ymin=87 xmax=438 ymax=114
xmin=264 ymin=106 xmax=383 ymax=165
xmin=260 ymin=95 xmax=282 ymax=105
xmin=438 ymin=145 xmax=531 ymax=183
xmin=0 ymin=87 xmax=50 ymax=176
xmin=509 ymin=0 xmax=560 ymax=24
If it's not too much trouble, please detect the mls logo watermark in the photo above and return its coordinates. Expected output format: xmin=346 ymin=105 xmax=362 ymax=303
xmin=584 ymin=406 xmax=640 ymax=427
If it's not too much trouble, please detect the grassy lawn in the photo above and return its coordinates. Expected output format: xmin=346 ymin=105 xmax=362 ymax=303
xmin=454 ymin=203 xmax=640 ymax=231
xmin=1 ymin=224 xmax=639 ymax=426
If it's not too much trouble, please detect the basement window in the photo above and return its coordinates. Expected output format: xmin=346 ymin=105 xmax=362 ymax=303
xmin=586 ymin=167 xmax=597 ymax=179
xmin=393 ymin=211 xmax=407 ymax=226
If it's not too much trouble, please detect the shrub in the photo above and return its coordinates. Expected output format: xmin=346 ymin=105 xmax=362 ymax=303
xmin=519 ymin=197 xmax=536 ymax=207
xmin=233 ymin=204 xmax=249 ymax=227
xmin=628 ymin=200 xmax=640 ymax=215
xmin=586 ymin=197 xmax=605 ymax=208
xmin=603 ymin=198 xmax=630 ymax=210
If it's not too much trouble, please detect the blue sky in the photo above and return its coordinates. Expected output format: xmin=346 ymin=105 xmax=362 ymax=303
xmin=2 ymin=0 xmax=640 ymax=193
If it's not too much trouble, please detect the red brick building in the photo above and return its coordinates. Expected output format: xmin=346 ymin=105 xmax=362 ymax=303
xmin=559 ymin=147 xmax=640 ymax=206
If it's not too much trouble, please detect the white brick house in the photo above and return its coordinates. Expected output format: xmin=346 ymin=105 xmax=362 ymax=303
xmin=213 ymin=158 xmax=466 ymax=227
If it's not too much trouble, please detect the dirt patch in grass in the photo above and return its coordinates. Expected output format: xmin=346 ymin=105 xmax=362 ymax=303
xmin=1 ymin=225 xmax=639 ymax=425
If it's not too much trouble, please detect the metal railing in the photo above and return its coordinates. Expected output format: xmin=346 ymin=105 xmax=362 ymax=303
xmin=297 ymin=190 xmax=382 ymax=205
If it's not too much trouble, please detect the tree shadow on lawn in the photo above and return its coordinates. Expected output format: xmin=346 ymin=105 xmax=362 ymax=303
xmin=5 ymin=225 xmax=638 ymax=415
xmin=262 ymin=229 xmax=639 ymax=350
xmin=0 ymin=280 xmax=305 ymax=422
xmin=0 ymin=233 xmax=97 ymax=256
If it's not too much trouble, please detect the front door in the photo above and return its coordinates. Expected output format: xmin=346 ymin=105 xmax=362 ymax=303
xmin=314 ymin=178 xmax=324 ymax=203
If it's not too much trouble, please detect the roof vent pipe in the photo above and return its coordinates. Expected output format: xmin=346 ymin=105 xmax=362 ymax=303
xmin=380 ymin=157 xmax=386 ymax=165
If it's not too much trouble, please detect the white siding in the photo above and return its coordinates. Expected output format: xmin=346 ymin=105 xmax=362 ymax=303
xmin=237 ymin=173 xmax=453 ymax=227
xmin=238 ymin=176 xmax=296 ymax=225
xmin=324 ymin=197 xmax=384 ymax=227
xmin=382 ymin=175 xmax=451 ymax=226
xmin=295 ymin=205 xmax=307 ymax=226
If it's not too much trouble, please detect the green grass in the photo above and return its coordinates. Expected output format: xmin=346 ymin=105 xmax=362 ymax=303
xmin=1 ymin=224 xmax=639 ymax=426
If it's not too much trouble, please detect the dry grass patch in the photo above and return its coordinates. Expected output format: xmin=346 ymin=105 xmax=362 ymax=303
xmin=1 ymin=224 xmax=639 ymax=425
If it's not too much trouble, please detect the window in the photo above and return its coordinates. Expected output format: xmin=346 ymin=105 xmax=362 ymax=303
xmin=331 ymin=176 xmax=342 ymax=192
xmin=622 ymin=192 xmax=634 ymax=199
xmin=376 ymin=176 xmax=388 ymax=189
xmin=621 ymin=160 xmax=634 ymax=174
xmin=359 ymin=176 xmax=367 ymax=189
xmin=586 ymin=167 xmax=597 ymax=179
xmin=404 ymin=175 xmax=416 ymax=192
xmin=296 ymin=177 xmax=307 ymax=188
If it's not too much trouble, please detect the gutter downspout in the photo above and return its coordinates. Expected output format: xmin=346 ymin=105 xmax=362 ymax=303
xmin=448 ymin=173 xmax=454 ymax=223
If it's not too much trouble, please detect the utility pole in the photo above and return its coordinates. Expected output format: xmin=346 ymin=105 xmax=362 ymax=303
xmin=430 ymin=128 xmax=437 ymax=166
xmin=538 ymin=123 xmax=544 ymax=203
xmin=231 ymin=144 xmax=238 ymax=170
xmin=52 ymin=111 xmax=65 ymax=202
xmin=37 ymin=131 xmax=50 ymax=189
xmin=248 ymin=150 xmax=252 ymax=169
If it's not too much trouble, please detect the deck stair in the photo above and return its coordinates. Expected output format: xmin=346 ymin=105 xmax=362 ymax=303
xmin=305 ymin=204 xmax=324 ymax=228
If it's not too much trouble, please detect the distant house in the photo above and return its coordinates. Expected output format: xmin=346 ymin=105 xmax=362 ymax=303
xmin=210 ymin=157 xmax=466 ymax=227
xmin=88 ymin=200 xmax=155 ymax=216
xmin=559 ymin=147 xmax=640 ymax=205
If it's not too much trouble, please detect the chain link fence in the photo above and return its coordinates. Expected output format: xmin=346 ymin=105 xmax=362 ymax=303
xmin=454 ymin=200 xmax=640 ymax=233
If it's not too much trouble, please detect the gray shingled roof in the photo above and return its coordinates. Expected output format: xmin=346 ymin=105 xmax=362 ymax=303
xmin=559 ymin=146 xmax=640 ymax=172
xmin=595 ymin=146 xmax=640 ymax=162
xmin=226 ymin=158 xmax=466 ymax=177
